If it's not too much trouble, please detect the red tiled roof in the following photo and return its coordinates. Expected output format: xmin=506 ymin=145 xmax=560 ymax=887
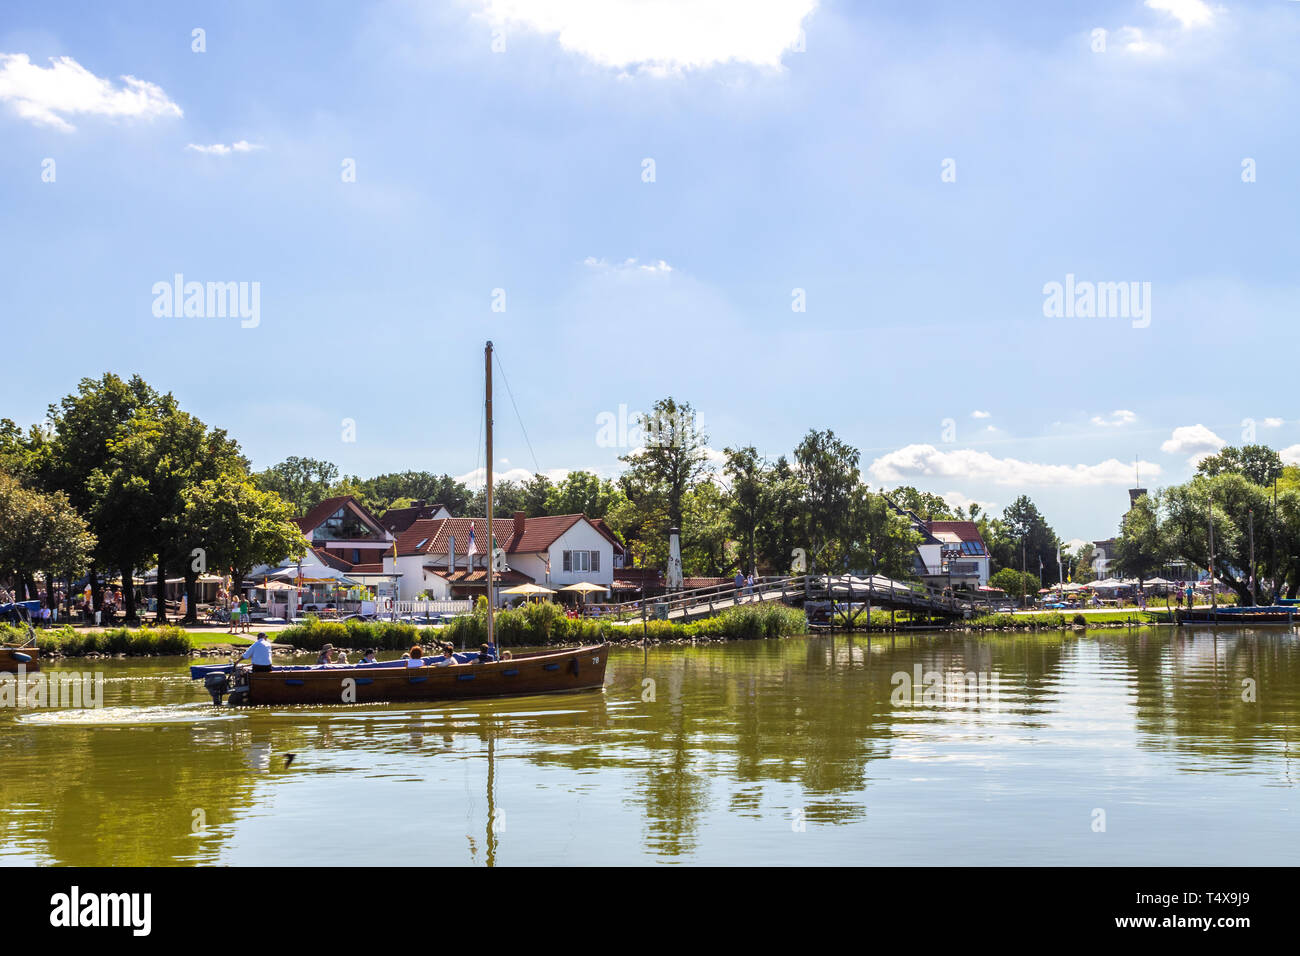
xmin=589 ymin=518 xmax=626 ymax=555
xmin=393 ymin=513 xmax=596 ymax=557
xmin=425 ymin=568 xmax=534 ymax=586
xmin=508 ymin=514 xmax=583 ymax=553
xmin=925 ymin=520 xmax=988 ymax=551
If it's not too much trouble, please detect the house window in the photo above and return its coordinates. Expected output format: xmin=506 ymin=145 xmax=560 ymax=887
xmin=563 ymin=550 xmax=593 ymax=572
xmin=591 ymin=550 xmax=599 ymax=573
xmin=352 ymin=549 xmax=361 ymax=564
xmin=317 ymin=507 xmax=377 ymax=541
xmin=563 ymin=550 xmax=571 ymax=572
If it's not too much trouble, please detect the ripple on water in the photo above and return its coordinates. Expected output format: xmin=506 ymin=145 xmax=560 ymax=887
xmin=16 ymin=704 xmax=246 ymax=726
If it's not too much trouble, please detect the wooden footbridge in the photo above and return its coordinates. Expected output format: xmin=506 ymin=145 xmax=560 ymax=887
xmin=594 ymin=573 xmax=973 ymax=624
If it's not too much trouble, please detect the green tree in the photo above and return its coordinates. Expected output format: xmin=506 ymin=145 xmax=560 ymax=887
xmin=618 ymin=397 xmax=710 ymax=557
xmin=755 ymin=456 xmax=806 ymax=573
xmin=846 ymin=487 xmax=922 ymax=579
xmin=178 ymin=476 xmax=305 ymax=622
xmin=1112 ymin=493 xmax=1168 ymax=594
xmin=0 ymin=472 xmax=96 ymax=603
xmin=1000 ymin=495 xmax=1060 ymax=583
xmin=989 ymin=567 xmax=1037 ymax=606
xmin=890 ymin=486 xmax=957 ymax=521
xmin=1196 ymin=445 xmax=1284 ymax=487
xmin=42 ymin=374 xmax=160 ymax=613
xmin=723 ymin=446 xmax=765 ymax=574
xmin=545 ymin=471 xmax=623 ymax=518
xmin=794 ymin=429 xmax=859 ymax=570
xmin=253 ymin=457 xmax=340 ymax=515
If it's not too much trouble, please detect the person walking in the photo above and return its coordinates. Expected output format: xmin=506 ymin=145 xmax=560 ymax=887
xmin=734 ymin=569 xmax=746 ymax=604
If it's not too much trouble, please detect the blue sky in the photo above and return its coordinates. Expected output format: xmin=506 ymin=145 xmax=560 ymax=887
xmin=2 ymin=0 xmax=1297 ymax=544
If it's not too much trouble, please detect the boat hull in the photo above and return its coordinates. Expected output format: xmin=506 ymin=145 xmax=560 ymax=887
xmin=241 ymin=644 xmax=610 ymax=705
xmin=1176 ymin=607 xmax=1296 ymax=627
xmin=0 ymin=647 xmax=38 ymax=673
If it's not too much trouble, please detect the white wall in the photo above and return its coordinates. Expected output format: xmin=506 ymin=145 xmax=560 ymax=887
xmin=544 ymin=521 xmax=614 ymax=590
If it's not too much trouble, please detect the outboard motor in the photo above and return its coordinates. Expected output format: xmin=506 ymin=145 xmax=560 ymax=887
xmin=204 ymin=671 xmax=230 ymax=705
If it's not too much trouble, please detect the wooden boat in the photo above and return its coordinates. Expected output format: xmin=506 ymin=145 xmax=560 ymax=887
xmin=196 ymin=342 xmax=611 ymax=707
xmin=0 ymin=645 xmax=39 ymax=673
xmin=1176 ymin=606 xmax=1296 ymax=627
xmin=200 ymin=645 xmax=609 ymax=706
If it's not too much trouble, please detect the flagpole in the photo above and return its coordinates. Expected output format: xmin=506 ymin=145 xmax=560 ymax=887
xmin=485 ymin=341 xmax=495 ymax=654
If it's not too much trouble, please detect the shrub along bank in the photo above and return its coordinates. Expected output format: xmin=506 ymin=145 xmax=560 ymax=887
xmin=272 ymin=602 xmax=809 ymax=651
xmin=1 ymin=624 xmax=195 ymax=657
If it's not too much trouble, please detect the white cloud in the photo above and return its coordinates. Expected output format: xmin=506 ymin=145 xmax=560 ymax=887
xmin=456 ymin=465 xmax=572 ymax=489
xmin=584 ymin=256 xmax=673 ymax=273
xmin=1061 ymin=538 xmax=1089 ymax=555
xmin=868 ymin=444 xmax=1161 ymax=488
xmin=1262 ymin=417 xmax=1283 ymax=428
xmin=1090 ymin=409 xmax=1138 ymax=427
xmin=1160 ymin=424 xmax=1225 ymax=464
xmin=1145 ymin=0 xmax=1215 ymax=30
xmin=0 ymin=53 xmax=181 ymax=131
xmin=185 ymin=140 xmax=264 ymax=155
xmin=970 ymin=410 xmax=991 ymax=419
xmin=472 ymin=0 xmax=817 ymax=73
xmin=1282 ymin=445 xmax=1300 ymax=467
xmin=1117 ymin=26 xmax=1165 ymax=56
xmin=939 ymin=490 xmax=996 ymax=514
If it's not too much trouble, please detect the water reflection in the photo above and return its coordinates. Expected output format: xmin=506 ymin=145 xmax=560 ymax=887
xmin=1 ymin=627 xmax=1297 ymax=865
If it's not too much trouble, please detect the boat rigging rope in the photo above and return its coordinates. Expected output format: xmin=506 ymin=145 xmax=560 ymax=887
xmin=494 ymin=352 xmax=542 ymax=478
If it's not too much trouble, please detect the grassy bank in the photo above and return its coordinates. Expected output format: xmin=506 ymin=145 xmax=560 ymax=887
xmin=1 ymin=624 xmax=195 ymax=657
xmin=271 ymin=603 xmax=809 ymax=651
xmin=968 ymin=610 xmax=1174 ymax=630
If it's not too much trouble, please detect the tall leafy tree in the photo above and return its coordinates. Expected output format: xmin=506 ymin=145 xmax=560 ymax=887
xmin=178 ymin=476 xmax=305 ymax=621
xmin=1000 ymin=495 xmax=1060 ymax=584
xmin=1112 ymin=493 xmax=1168 ymax=592
xmin=618 ymin=397 xmax=710 ymax=556
xmin=43 ymin=374 xmax=161 ymax=615
xmin=0 ymin=472 xmax=96 ymax=603
xmin=1196 ymin=445 xmax=1284 ymax=487
xmin=253 ymin=457 xmax=340 ymax=514
xmin=793 ymin=429 xmax=859 ymax=570
xmin=723 ymin=446 xmax=765 ymax=574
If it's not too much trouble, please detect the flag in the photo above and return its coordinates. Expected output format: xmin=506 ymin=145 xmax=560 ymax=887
xmin=467 ymin=526 xmax=478 ymax=557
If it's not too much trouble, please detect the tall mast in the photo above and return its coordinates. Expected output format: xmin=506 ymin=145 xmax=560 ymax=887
xmin=485 ymin=341 xmax=495 ymax=649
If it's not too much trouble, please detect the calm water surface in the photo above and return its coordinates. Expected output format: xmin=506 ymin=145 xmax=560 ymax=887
xmin=2 ymin=628 xmax=1298 ymax=866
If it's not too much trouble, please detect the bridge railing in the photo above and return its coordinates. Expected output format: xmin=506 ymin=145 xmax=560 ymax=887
xmin=592 ymin=572 xmax=973 ymax=621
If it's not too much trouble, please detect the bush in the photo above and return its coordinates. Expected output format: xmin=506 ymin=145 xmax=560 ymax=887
xmin=275 ymin=616 xmax=439 ymax=651
xmin=276 ymin=602 xmax=808 ymax=649
xmin=0 ymin=624 xmax=194 ymax=657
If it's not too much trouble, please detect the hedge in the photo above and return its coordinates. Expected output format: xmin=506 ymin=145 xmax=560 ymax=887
xmin=1 ymin=623 xmax=194 ymax=657
xmin=271 ymin=602 xmax=808 ymax=650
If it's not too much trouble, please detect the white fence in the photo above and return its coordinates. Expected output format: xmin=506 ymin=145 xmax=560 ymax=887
xmin=395 ymin=600 xmax=474 ymax=617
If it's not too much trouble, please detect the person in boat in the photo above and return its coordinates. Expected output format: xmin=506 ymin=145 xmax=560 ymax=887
xmin=476 ymin=643 xmax=497 ymax=663
xmin=436 ymin=642 xmax=459 ymax=667
xmin=317 ymin=643 xmax=336 ymax=665
xmin=241 ymin=633 xmax=274 ymax=673
xmin=406 ymin=645 xmax=425 ymax=668
xmin=336 ymin=648 xmax=350 ymax=664
xmin=359 ymin=648 xmax=378 ymax=665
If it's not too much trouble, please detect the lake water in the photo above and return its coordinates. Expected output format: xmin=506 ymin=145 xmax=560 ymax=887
xmin=2 ymin=628 xmax=1297 ymax=866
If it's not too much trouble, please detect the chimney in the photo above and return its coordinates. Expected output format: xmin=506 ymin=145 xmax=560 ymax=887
xmin=513 ymin=511 xmax=526 ymax=545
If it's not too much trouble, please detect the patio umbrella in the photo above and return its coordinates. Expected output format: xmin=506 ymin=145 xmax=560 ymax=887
xmin=500 ymin=583 xmax=556 ymax=597
xmin=560 ymin=581 xmax=608 ymax=615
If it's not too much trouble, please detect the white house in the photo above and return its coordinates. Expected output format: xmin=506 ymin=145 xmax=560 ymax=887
xmin=383 ymin=512 xmax=618 ymax=603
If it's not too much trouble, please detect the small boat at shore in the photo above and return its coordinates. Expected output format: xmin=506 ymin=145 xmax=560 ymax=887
xmin=0 ymin=645 xmax=39 ymax=673
xmin=1176 ymin=606 xmax=1296 ymax=627
xmin=198 ymin=644 xmax=609 ymax=706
